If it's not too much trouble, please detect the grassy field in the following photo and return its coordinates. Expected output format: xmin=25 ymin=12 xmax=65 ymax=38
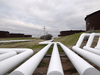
xmin=0 ymin=37 xmax=44 ymax=54
xmin=0 ymin=30 xmax=100 ymax=54
xmin=0 ymin=37 xmax=38 ymax=41
xmin=54 ymin=30 xmax=100 ymax=47
xmin=0 ymin=30 xmax=100 ymax=74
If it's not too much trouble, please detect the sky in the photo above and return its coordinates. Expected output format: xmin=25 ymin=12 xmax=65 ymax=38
xmin=0 ymin=0 xmax=100 ymax=37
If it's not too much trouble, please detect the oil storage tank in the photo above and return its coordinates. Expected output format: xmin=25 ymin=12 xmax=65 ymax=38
xmin=85 ymin=10 xmax=100 ymax=31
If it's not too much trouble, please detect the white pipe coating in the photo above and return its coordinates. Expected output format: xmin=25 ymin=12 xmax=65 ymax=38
xmin=0 ymin=51 xmax=17 ymax=61
xmin=0 ymin=50 xmax=33 ymax=75
xmin=83 ymin=46 xmax=100 ymax=55
xmin=0 ymin=39 xmax=34 ymax=43
xmin=59 ymin=42 xmax=100 ymax=75
xmin=75 ymin=33 xmax=90 ymax=47
xmin=95 ymin=37 xmax=100 ymax=49
xmin=83 ymin=33 xmax=100 ymax=55
xmin=0 ymin=48 xmax=33 ymax=53
xmin=47 ymin=43 xmax=64 ymax=75
xmin=85 ymin=33 xmax=100 ymax=47
xmin=72 ymin=46 xmax=100 ymax=67
xmin=39 ymin=39 xmax=53 ymax=44
xmin=9 ymin=43 xmax=52 ymax=75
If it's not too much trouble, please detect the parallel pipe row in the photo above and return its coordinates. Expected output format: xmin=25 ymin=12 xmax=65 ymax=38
xmin=72 ymin=33 xmax=100 ymax=68
xmin=10 ymin=43 xmax=52 ymax=75
xmin=0 ymin=33 xmax=100 ymax=75
xmin=47 ymin=43 xmax=64 ymax=75
xmin=59 ymin=42 xmax=100 ymax=75
xmin=0 ymin=48 xmax=34 ymax=75
xmin=0 ymin=51 xmax=17 ymax=61
xmin=83 ymin=33 xmax=100 ymax=55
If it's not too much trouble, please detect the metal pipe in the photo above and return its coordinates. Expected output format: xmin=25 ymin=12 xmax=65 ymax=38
xmin=39 ymin=39 xmax=54 ymax=44
xmin=0 ymin=50 xmax=33 ymax=75
xmin=83 ymin=33 xmax=100 ymax=55
xmin=95 ymin=36 xmax=100 ymax=49
xmin=47 ymin=43 xmax=64 ymax=75
xmin=0 ymin=51 xmax=17 ymax=61
xmin=0 ymin=39 xmax=34 ymax=43
xmin=59 ymin=42 xmax=100 ymax=75
xmin=75 ymin=33 xmax=90 ymax=47
xmin=85 ymin=33 xmax=100 ymax=47
xmin=0 ymin=48 xmax=33 ymax=53
xmin=83 ymin=46 xmax=100 ymax=55
xmin=72 ymin=46 xmax=100 ymax=67
xmin=9 ymin=43 xmax=52 ymax=75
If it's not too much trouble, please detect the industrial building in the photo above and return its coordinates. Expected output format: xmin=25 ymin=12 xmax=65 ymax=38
xmin=9 ymin=33 xmax=24 ymax=38
xmin=58 ymin=30 xmax=85 ymax=37
xmin=58 ymin=10 xmax=100 ymax=37
xmin=0 ymin=30 xmax=32 ymax=38
xmin=24 ymin=35 xmax=32 ymax=37
xmin=85 ymin=10 xmax=100 ymax=31
xmin=0 ymin=31 xmax=9 ymax=38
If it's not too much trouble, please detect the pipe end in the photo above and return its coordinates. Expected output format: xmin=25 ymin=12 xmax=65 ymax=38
xmin=83 ymin=68 xmax=100 ymax=75
xmin=47 ymin=71 xmax=64 ymax=75
xmin=9 ymin=71 xmax=24 ymax=75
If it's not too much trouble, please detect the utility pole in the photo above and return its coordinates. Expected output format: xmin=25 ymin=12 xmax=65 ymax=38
xmin=43 ymin=26 xmax=46 ymax=40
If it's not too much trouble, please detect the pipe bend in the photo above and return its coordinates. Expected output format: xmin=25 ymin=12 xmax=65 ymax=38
xmin=81 ymin=33 xmax=90 ymax=36
xmin=91 ymin=33 xmax=100 ymax=35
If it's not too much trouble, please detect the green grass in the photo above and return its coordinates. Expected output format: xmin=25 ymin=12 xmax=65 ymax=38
xmin=0 ymin=37 xmax=39 ymax=41
xmin=58 ymin=44 xmax=64 ymax=52
xmin=46 ymin=44 xmax=63 ymax=55
xmin=54 ymin=30 xmax=100 ymax=46
xmin=0 ymin=29 xmax=100 ymax=54
xmin=46 ymin=44 xmax=53 ymax=55
xmin=54 ymin=32 xmax=83 ymax=46
xmin=38 ymin=60 xmax=47 ymax=67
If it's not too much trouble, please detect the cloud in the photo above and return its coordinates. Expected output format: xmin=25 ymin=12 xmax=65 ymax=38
xmin=0 ymin=0 xmax=100 ymax=37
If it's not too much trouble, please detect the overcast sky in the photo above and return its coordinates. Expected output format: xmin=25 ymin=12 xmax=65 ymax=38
xmin=0 ymin=0 xmax=100 ymax=37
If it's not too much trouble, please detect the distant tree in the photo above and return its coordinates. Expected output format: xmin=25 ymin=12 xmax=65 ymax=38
xmin=40 ymin=34 xmax=53 ymax=40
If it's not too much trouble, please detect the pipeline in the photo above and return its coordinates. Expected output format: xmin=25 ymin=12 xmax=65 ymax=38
xmin=72 ymin=33 xmax=100 ymax=67
xmin=47 ymin=42 xmax=64 ymax=75
xmin=59 ymin=42 xmax=100 ymax=75
xmin=0 ymin=49 xmax=33 ymax=75
xmin=0 ymin=39 xmax=34 ymax=43
xmin=83 ymin=33 xmax=100 ymax=55
xmin=9 ymin=43 xmax=52 ymax=75
xmin=0 ymin=51 xmax=17 ymax=61
xmin=75 ymin=33 xmax=90 ymax=47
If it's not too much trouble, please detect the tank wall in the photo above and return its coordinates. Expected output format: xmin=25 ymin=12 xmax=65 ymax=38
xmin=85 ymin=11 xmax=100 ymax=31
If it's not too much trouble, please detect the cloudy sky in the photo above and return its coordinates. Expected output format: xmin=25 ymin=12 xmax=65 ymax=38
xmin=0 ymin=0 xmax=100 ymax=37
